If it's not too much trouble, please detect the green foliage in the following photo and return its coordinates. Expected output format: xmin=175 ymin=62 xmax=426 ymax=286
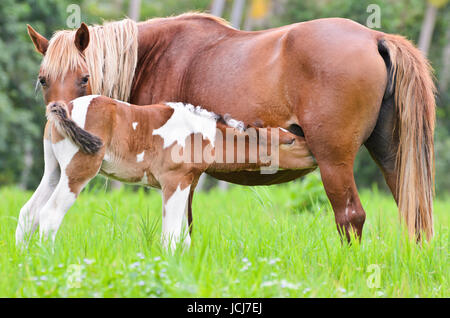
xmin=83 ymin=0 xmax=211 ymax=23
xmin=0 ymin=185 xmax=448 ymax=297
xmin=283 ymin=172 xmax=329 ymax=213
xmin=0 ymin=0 xmax=71 ymax=187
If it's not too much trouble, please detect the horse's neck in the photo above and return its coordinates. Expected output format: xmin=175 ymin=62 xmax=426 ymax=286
xmin=132 ymin=19 xmax=236 ymax=104
xmin=136 ymin=18 xmax=233 ymax=65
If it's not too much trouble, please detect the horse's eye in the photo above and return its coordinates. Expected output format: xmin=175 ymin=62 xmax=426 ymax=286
xmin=39 ymin=77 xmax=47 ymax=86
xmin=81 ymin=75 xmax=89 ymax=84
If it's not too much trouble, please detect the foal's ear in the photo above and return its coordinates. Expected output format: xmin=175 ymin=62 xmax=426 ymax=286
xmin=74 ymin=22 xmax=90 ymax=53
xmin=27 ymin=25 xmax=49 ymax=55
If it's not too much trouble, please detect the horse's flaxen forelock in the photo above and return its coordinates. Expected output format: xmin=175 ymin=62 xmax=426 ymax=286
xmin=41 ymin=19 xmax=138 ymax=102
xmin=41 ymin=30 xmax=86 ymax=82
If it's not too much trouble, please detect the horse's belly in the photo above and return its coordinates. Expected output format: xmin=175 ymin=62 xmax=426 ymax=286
xmin=99 ymin=158 xmax=159 ymax=187
xmin=207 ymin=168 xmax=316 ymax=186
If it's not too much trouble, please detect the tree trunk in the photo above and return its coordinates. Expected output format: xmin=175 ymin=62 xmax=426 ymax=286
xmin=439 ymin=24 xmax=450 ymax=92
xmin=231 ymin=0 xmax=246 ymax=29
xmin=211 ymin=0 xmax=226 ymax=17
xmin=19 ymin=140 xmax=33 ymax=190
xmin=418 ymin=2 xmax=438 ymax=56
xmin=128 ymin=0 xmax=141 ymax=21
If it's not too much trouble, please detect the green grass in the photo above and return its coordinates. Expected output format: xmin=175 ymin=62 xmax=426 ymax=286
xmin=0 ymin=174 xmax=448 ymax=297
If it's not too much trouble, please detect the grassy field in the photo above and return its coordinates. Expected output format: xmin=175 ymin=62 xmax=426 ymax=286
xmin=0 ymin=174 xmax=448 ymax=297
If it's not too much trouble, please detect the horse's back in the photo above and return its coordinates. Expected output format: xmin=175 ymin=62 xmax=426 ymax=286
xmin=184 ymin=18 xmax=386 ymax=126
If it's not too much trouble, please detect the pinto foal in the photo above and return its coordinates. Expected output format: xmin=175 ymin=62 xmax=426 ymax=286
xmin=16 ymin=95 xmax=315 ymax=250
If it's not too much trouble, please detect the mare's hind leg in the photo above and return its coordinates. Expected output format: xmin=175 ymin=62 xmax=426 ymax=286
xmin=319 ymin=162 xmax=366 ymax=241
xmin=302 ymin=101 xmax=381 ymax=242
xmin=39 ymin=148 xmax=103 ymax=242
xmin=16 ymin=136 xmax=60 ymax=246
xmin=364 ymin=96 xmax=399 ymax=203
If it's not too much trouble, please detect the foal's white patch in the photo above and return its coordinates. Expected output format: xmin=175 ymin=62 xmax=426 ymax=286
xmin=71 ymin=95 xmax=100 ymax=128
xmin=132 ymin=122 xmax=138 ymax=130
xmin=136 ymin=151 xmax=145 ymax=163
xmin=52 ymin=138 xmax=79 ymax=169
xmin=280 ymin=127 xmax=289 ymax=133
xmin=153 ymin=103 xmax=218 ymax=148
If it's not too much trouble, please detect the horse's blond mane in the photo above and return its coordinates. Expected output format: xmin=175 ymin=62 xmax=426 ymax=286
xmin=41 ymin=19 xmax=138 ymax=102
xmin=41 ymin=13 xmax=229 ymax=102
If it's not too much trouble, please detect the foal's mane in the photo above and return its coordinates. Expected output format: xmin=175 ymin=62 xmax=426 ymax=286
xmin=166 ymin=102 xmax=245 ymax=132
xmin=41 ymin=19 xmax=138 ymax=102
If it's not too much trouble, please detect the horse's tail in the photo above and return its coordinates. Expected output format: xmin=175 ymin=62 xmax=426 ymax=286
xmin=380 ymin=34 xmax=436 ymax=241
xmin=46 ymin=101 xmax=103 ymax=154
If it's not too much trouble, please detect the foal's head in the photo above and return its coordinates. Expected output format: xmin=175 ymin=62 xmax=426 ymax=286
xmin=28 ymin=23 xmax=92 ymax=105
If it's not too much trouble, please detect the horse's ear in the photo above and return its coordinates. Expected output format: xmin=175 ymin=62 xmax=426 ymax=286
xmin=74 ymin=22 xmax=90 ymax=53
xmin=27 ymin=24 xmax=49 ymax=55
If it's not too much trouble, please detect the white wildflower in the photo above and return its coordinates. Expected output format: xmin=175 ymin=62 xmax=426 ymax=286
xmin=130 ymin=262 xmax=140 ymax=269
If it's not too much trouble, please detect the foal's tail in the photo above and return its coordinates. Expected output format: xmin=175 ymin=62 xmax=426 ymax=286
xmin=46 ymin=101 xmax=103 ymax=154
xmin=381 ymin=34 xmax=436 ymax=241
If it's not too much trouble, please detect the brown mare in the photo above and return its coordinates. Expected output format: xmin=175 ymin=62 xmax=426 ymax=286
xmin=16 ymin=95 xmax=314 ymax=250
xmin=23 ymin=13 xmax=435 ymax=243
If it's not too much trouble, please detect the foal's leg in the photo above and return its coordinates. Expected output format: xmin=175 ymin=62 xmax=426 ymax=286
xmin=39 ymin=145 xmax=103 ymax=242
xmin=187 ymin=188 xmax=195 ymax=236
xmin=161 ymin=183 xmax=192 ymax=251
xmin=160 ymin=173 xmax=199 ymax=251
xmin=182 ymin=186 xmax=197 ymax=249
xmin=16 ymin=138 xmax=60 ymax=246
xmin=38 ymin=174 xmax=78 ymax=242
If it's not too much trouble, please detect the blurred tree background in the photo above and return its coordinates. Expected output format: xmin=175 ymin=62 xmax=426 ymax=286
xmin=0 ymin=0 xmax=448 ymax=195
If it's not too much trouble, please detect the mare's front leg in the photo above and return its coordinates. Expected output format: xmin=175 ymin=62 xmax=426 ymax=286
xmin=39 ymin=141 xmax=103 ymax=243
xmin=160 ymin=171 xmax=200 ymax=252
xmin=16 ymin=131 xmax=60 ymax=246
